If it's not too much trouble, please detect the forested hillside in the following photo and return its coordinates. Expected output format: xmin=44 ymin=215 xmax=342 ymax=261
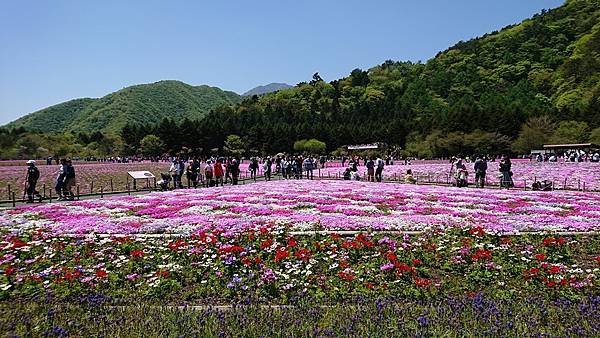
xmin=3 ymin=0 xmax=600 ymax=159
xmin=118 ymin=0 xmax=600 ymax=157
xmin=6 ymin=80 xmax=241 ymax=134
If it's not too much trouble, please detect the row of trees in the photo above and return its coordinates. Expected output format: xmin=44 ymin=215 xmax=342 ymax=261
xmin=0 ymin=128 xmax=123 ymax=160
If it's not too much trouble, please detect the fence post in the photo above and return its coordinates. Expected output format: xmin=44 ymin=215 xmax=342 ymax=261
xmin=90 ymin=181 xmax=94 ymax=195
xmin=524 ymin=180 xmax=527 ymax=191
xmin=49 ymin=188 xmax=52 ymax=203
xmin=77 ymin=186 xmax=80 ymax=200
xmin=583 ymin=182 xmax=586 ymax=192
xmin=110 ymin=179 xmax=114 ymax=192
xmin=563 ymin=178 xmax=567 ymax=190
xmin=578 ymin=179 xmax=581 ymax=191
xmin=42 ymin=184 xmax=46 ymax=199
xmin=101 ymin=186 xmax=104 ymax=198
xmin=11 ymin=192 xmax=16 ymax=207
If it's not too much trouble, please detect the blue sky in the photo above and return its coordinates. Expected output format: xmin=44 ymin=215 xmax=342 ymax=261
xmin=0 ymin=0 xmax=564 ymax=125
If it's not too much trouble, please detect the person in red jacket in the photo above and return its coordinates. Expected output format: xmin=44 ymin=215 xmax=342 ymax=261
xmin=214 ymin=158 xmax=225 ymax=187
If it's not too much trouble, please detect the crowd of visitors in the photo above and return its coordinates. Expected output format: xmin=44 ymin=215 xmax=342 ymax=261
xmin=448 ymin=155 xmax=514 ymax=189
xmin=533 ymin=150 xmax=600 ymax=163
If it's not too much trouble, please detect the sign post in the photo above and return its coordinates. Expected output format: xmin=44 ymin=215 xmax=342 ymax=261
xmin=128 ymin=171 xmax=156 ymax=191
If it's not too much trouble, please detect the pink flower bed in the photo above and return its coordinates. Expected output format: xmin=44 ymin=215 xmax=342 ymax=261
xmin=313 ymin=160 xmax=600 ymax=190
xmin=2 ymin=180 xmax=599 ymax=235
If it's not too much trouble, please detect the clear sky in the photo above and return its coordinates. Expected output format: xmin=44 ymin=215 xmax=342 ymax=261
xmin=0 ymin=0 xmax=564 ymax=125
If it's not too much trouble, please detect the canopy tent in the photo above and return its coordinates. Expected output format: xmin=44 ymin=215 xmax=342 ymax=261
xmin=543 ymin=143 xmax=599 ymax=150
xmin=346 ymin=143 xmax=386 ymax=150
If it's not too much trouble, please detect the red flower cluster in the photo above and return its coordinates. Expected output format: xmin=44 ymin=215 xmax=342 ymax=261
xmin=524 ymin=267 xmax=540 ymax=279
xmin=193 ymin=231 xmax=217 ymax=245
xmin=95 ymin=269 xmax=108 ymax=278
xmin=10 ymin=238 xmax=28 ymax=249
xmin=534 ymin=253 xmax=546 ymax=261
xmin=241 ymin=256 xmax=263 ymax=266
xmin=130 ymin=249 xmax=144 ymax=258
xmin=542 ymin=237 xmax=566 ymax=247
xmin=155 ymin=270 xmax=170 ymax=278
xmin=414 ymin=278 xmax=432 ymax=287
xmin=218 ymin=245 xmax=244 ymax=255
xmin=287 ymin=237 xmax=298 ymax=248
xmin=469 ymin=226 xmax=485 ymax=237
xmin=294 ymin=248 xmax=312 ymax=262
xmin=4 ymin=265 xmax=17 ymax=276
xmin=395 ymin=262 xmax=415 ymax=276
xmin=275 ymin=248 xmax=290 ymax=262
xmin=168 ymin=239 xmax=187 ymax=251
xmin=260 ymin=239 xmax=273 ymax=250
xmin=472 ymin=249 xmax=492 ymax=261
xmin=338 ymin=270 xmax=354 ymax=282
xmin=64 ymin=268 xmax=82 ymax=282
xmin=341 ymin=233 xmax=375 ymax=250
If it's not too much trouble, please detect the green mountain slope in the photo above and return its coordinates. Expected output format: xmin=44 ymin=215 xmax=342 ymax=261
xmin=6 ymin=80 xmax=241 ymax=134
xmin=6 ymin=98 xmax=97 ymax=133
xmin=164 ymin=0 xmax=599 ymax=155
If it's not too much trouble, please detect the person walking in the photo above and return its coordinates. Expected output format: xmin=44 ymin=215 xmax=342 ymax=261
xmin=499 ymin=155 xmax=514 ymax=188
xmin=230 ymin=158 xmax=240 ymax=185
xmin=186 ymin=159 xmax=200 ymax=188
xmin=264 ymin=157 xmax=272 ymax=181
xmin=224 ymin=158 xmax=232 ymax=184
xmin=281 ymin=157 xmax=289 ymax=179
xmin=366 ymin=158 xmax=375 ymax=182
xmin=303 ymin=157 xmax=314 ymax=180
xmin=24 ymin=160 xmax=42 ymax=203
xmin=169 ymin=159 xmax=181 ymax=189
xmin=375 ymin=156 xmax=385 ymax=182
xmin=214 ymin=158 xmax=225 ymax=186
xmin=204 ymin=160 xmax=214 ymax=187
xmin=474 ymin=156 xmax=487 ymax=188
xmin=55 ymin=158 xmax=67 ymax=200
xmin=63 ymin=159 xmax=76 ymax=200
xmin=249 ymin=157 xmax=258 ymax=181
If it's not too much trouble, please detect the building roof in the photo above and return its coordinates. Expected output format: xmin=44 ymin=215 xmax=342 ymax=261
xmin=543 ymin=143 xmax=599 ymax=149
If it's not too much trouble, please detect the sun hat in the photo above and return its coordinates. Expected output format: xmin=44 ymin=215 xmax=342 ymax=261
xmin=26 ymin=160 xmax=36 ymax=165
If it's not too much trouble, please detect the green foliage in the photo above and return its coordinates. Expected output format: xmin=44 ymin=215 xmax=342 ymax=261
xmin=223 ymin=134 xmax=245 ymax=157
xmin=511 ymin=116 xmax=555 ymax=153
xmin=549 ymin=120 xmax=590 ymax=144
xmin=590 ymin=127 xmax=600 ymax=145
xmin=6 ymin=81 xmax=241 ymax=135
xmin=140 ymin=135 xmax=166 ymax=157
xmin=293 ymin=139 xmax=327 ymax=154
xmin=405 ymin=130 xmax=510 ymax=158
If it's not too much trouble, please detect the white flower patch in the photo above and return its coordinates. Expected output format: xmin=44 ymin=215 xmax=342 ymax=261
xmin=178 ymin=205 xmax=214 ymax=215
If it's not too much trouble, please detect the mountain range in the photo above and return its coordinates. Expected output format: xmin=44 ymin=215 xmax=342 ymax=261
xmin=242 ymin=83 xmax=293 ymax=96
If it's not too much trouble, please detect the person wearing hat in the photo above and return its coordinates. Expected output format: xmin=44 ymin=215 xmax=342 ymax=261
xmin=25 ymin=160 xmax=42 ymax=203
